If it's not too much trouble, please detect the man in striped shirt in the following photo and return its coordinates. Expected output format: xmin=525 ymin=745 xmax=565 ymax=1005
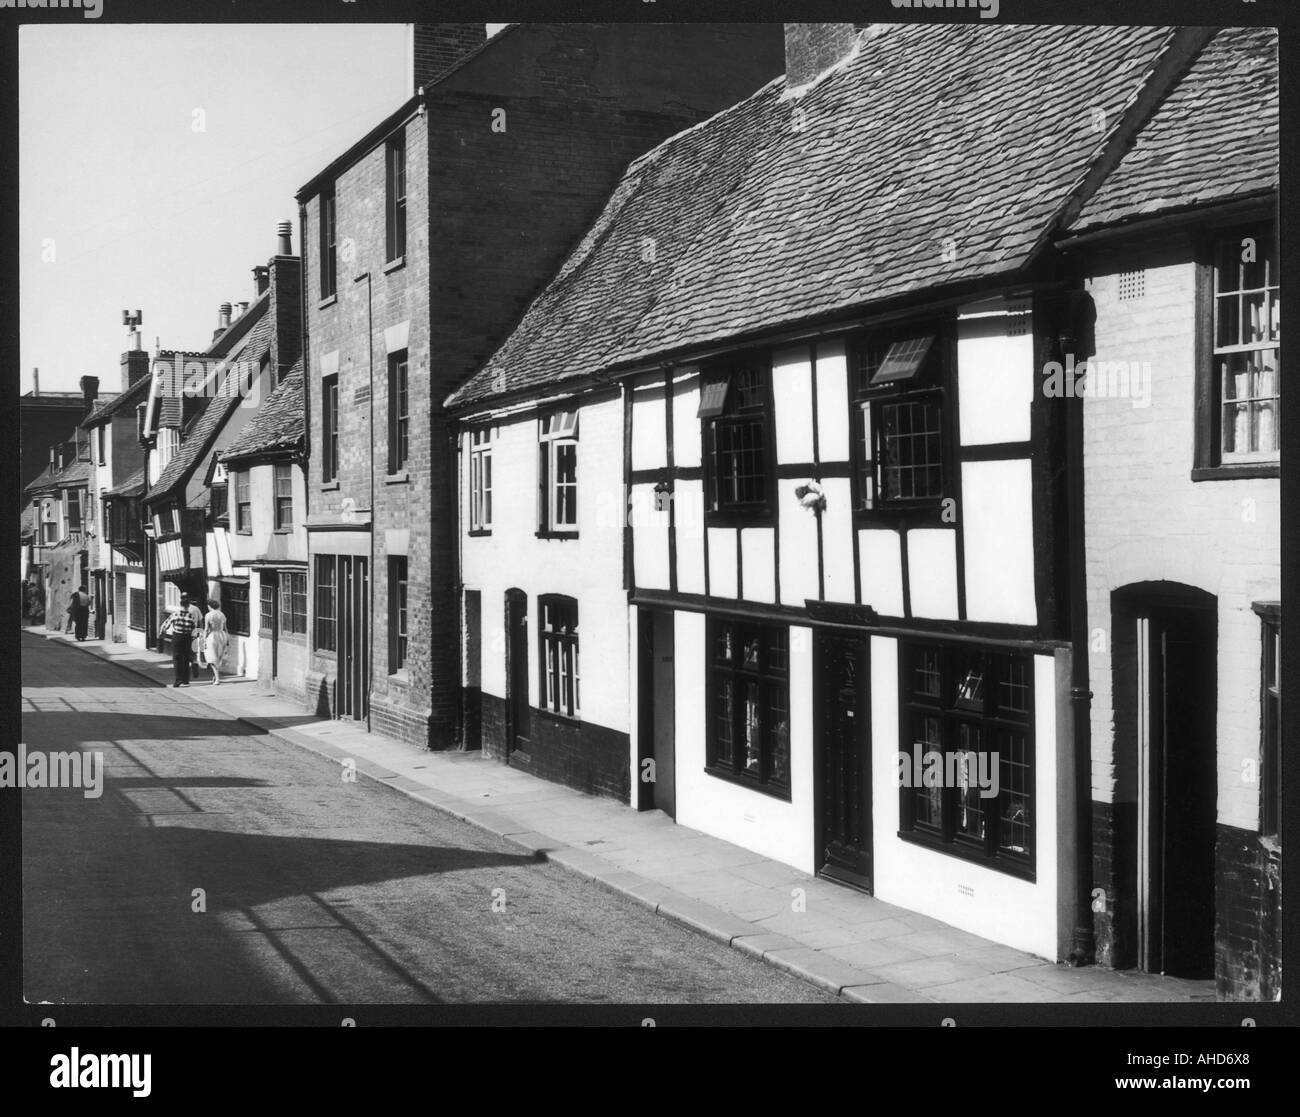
xmin=161 ymin=593 xmax=201 ymax=687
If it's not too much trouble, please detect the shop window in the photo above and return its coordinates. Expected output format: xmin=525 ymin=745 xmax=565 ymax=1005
xmin=706 ymin=617 xmax=790 ymax=797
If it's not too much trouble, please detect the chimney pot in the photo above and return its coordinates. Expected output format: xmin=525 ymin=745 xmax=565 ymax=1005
xmin=219 ymin=303 xmax=232 ymax=327
xmin=277 ymin=221 xmax=293 ymax=256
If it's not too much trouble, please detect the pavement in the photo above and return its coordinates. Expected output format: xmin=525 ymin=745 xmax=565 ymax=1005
xmin=24 ymin=625 xmax=1217 ymax=1004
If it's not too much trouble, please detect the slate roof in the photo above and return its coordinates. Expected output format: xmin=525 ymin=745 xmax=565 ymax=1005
xmin=146 ymin=309 xmax=275 ymax=505
xmin=1069 ymin=27 xmax=1277 ymax=234
xmin=104 ymin=466 xmax=145 ymax=498
xmin=220 ymin=360 xmax=305 ymax=463
xmin=24 ymin=456 xmax=92 ymax=496
xmin=81 ymin=376 xmax=149 ymax=429
xmin=447 ymin=24 xmax=1267 ymax=409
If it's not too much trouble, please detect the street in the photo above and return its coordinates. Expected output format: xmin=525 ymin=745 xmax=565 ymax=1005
xmin=21 ymin=636 xmax=839 ymax=1005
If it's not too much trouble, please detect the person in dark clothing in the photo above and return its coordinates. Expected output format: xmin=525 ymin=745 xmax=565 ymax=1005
xmin=67 ymin=585 xmax=91 ymax=641
xmin=161 ymin=593 xmax=199 ymax=686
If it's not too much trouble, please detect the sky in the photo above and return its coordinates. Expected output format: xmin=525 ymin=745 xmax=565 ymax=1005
xmin=19 ymin=23 xmax=504 ymax=397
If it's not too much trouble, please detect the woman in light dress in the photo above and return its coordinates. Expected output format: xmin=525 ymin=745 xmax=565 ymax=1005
xmin=203 ymin=598 xmax=230 ymax=685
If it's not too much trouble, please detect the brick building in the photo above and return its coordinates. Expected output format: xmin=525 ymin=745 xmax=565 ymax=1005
xmin=1053 ymin=26 xmax=1281 ymax=998
xmin=295 ymin=22 xmax=786 ymax=743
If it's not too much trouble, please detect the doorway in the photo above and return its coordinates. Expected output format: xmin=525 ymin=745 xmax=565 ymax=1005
xmin=1114 ymin=584 xmax=1217 ymax=978
xmin=637 ymin=608 xmax=676 ymax=817
xmin=505 ymin=589 xmax=530 ymax=758
xmin=814 ymin=631 xmax=872 ymax=892
xmin=336 ymin=556 xmax=369 ymax=721
xmin=92 ymin=571 xmax=107 ymax=640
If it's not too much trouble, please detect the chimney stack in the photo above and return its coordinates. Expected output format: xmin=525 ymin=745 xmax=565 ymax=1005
xmin=32 ymin=367 xmax=39 ymax=396
xmin=80 ymin=375 xmax=99 ymax=417
xmin=253 ymin=265 xmax=270 ymax=296
xmin=121 ymin=347 xmax=150 ymax=392
xmin=213 ymin=302 xmax=233 ymax=343
xmin=784 ymin=24 xmax=859 ymax=88
xmin=277 ymin=221 xmax=293 ymax=256
xmin=411 ymin=23 xmax=488 ymax=95
xmin=236 ymin=300 xmax=249 ymax=318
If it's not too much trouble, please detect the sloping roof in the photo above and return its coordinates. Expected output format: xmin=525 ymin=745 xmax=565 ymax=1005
xmin=146 ymin=311 xmax=276 ymax=505
xmin=1069 ymin=26 xmax=1277 ymax=234
xmin=220 ymin=360 xmax=305 ymax=462
xmin=81 ymin=376 xmax=149 ymax=429
xmin=104 ymin=466 xmax=145 ymax=498
xmin=448 ymin=23 xmax=1188 ymax=408
xmin=24 ymin=456 xmax=92 ymax=496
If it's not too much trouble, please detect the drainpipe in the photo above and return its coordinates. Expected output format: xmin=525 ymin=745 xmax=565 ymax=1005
xmin=354 ymin=267 xmax=375 ymax=733
xmin=1062 ymin=307 xmax=1096 ymax=968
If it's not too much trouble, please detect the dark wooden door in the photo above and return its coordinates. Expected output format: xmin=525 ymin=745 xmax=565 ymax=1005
xmin=505 ymin=590 xmax=530 ymax=755
xmin=337 ymin=557 xmax=369 ymax=721
xmin=816 ymin=633 xmax=872 ymax=892
xmin=1150 ymin=606 xmax=1216 ymax=978
xmin=92 ymin=572 xmax=107 ymax=640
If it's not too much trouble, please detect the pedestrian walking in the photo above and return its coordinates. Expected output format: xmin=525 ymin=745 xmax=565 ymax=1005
xmin=160 ymin=593 xmax=200 ymax=687
xmin=67 ymin=585 xmax=91 ymax=642
xmin=202 ymin=598 xmax=229 ymax=686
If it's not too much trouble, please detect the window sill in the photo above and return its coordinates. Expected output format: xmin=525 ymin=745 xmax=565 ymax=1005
xmin=536 ymin=530 xmax=579 ymax=541
xmin=1191 ymin=463 xmax=1279 ymax=482
xmin=318 ymin=294 xmax=338 ymax=310
xmin=383 ymin=255 xmax=405 ymax=275
xmin=235 ymin=530 xmax=253 ymax=537
xmin=385 ymin=471 xmax=409 ymax=485
xmin=536 ymin=707 xmax=581 ymax=727
xmin=320 ymin=481 xmax=340 ymax=492
xmin=467 ymin=528 xmax=492 ymax=538
xmin=895 ymin=829 xmax=1035 ymax=882
xmin=273 ymin=528 xmax=293 ymax=535
xmin=387 ymin=669 xmax=411 ymax=686
xmin=703 ymin=765 xmax=792 ymax=803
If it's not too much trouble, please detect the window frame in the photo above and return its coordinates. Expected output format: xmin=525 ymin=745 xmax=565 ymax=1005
xmin=897 ymin=641 xmax=1036 ymax=880
xmin=259 ymin=574 xmax=277 ymax=634
xmin=235 ymin=471 xmax=252 ymax=534
xmin=537 ymin=594 xmax=580 ymax=720
xmin=385 ymin=134 xmax=407 ymax=263
xmin=273 ymin=463 xmax=294 ymax=531
xmin=314 ymin=555 xmax=337 ymax=653
xmin=1194 ymin=221 xmax=1281 ymax=480
xmin=96 ymin=424 xmax=106 ymax=467
xmin=851 ymin=321 xmax=957 ymax=524
xmin=65 ymin=489 xmax=82 ymax=533
xmin=280 ymin=571 xmax=308 ymax=637
xmin=321 ymin=374 xmax=339 ymax=485
xmin=320 ymin=187 xmax=337 ymax=300
xmin=223 ymin=580 xmax=251 ymax=638
xmin=704 ymin=616 xmax=791 ymax=800
xmin=387 ymin=351 xmax=409 ymax=475
xmin=1257 ymin=605 xmax=1281 ymax=842
xmin=387 ymin=555 xmax=409 ymax=674
xmin=468 ymin=426 xmax=494 ymax=534
xmin=537 ymin=410 xmax=579 ymax=538
xmin=701 ymin=352 xmax=776 ymax=526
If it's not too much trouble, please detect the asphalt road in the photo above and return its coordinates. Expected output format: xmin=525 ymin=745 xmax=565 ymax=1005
xmin=21 ymin=636 xmax=839 ymax=1005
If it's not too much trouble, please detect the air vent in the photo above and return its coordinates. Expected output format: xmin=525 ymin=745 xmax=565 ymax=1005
xmin=1118 ymin=269 xmax=1145 ymax=301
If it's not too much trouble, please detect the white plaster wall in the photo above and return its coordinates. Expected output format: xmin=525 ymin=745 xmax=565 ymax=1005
xmin=872 ymin=639 xmax=1061 ymax=960
xmin=957 ymin=296 xmax=1034 ymax=446
xmin=819 ymin=477 xmax=855 ymax=604
xmin=673 ymin=612 xmax=817 ymax=872
xmin=778 ymin=479 xmax=819 ymax=606
xmin=630 ymin=482 xmax=669 ymax=591
xmin=961 ymin=458 xmax=1037 ymax=625
xmin=740 ymin=527 xmax=775 ymax=604
xmin=814 ymin=339 xmax=850 ymax=462
xmin=907 ymin=529 xmax=959 ymax=620
xmin=671 ymin=371 xmax=702 ymax=469
xmin=772 ymin=345 xmax=814 ymax=464
xmin=707 ymin=526 xmax=737 ymax=599
xmin=675 ymin=479 xmax=706 ymax=595
xmin=461 ymin=393 xmax=629 ymax=733
xmin=859 ymin=529 xmax=905 ymax=617
xmin=630 ymin=379 xmax=667 ymax=472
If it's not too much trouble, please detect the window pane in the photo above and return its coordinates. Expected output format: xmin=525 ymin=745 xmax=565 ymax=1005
xmin=914 ymin=648 xmax=941 ymax=698
xmin=954 ymin=723 xmax=985 ymax=842
xmin=880 ymin=399 xmax=943 ymax=501
xmin=742 ymin=681 xmax=761 ymax=774
xmin=912 ymin=714 xmax=944 ymax=829
xmin=998 ymin=655 xmax=1030 ymax=716
xmin=768 ymin=683 xmax=790 ymax=787
xmin=715 ymin=676 xmax=734 ymax=765
xmin=998 ymin=731 xmax=1032 ymax=857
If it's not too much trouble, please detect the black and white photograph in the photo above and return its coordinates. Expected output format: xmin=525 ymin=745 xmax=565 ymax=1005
xmin=4 ymin=0 xmax=1294 ymax=1052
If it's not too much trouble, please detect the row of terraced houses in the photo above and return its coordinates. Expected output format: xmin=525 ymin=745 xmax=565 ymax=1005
xmin=20 ymin=22 xmax=1281 ymax=1000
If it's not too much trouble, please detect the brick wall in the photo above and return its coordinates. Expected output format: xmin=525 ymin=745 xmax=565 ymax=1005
xmin=301 ymin=24 xmax=783 ymax=752
xmin=412 ymin=23 xmax=487 ymax=92
xmin=1215 ymin=823 xmax=1282 ymax=1001
xmin=1080 ymin=232 xmax=1281 ymax=995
